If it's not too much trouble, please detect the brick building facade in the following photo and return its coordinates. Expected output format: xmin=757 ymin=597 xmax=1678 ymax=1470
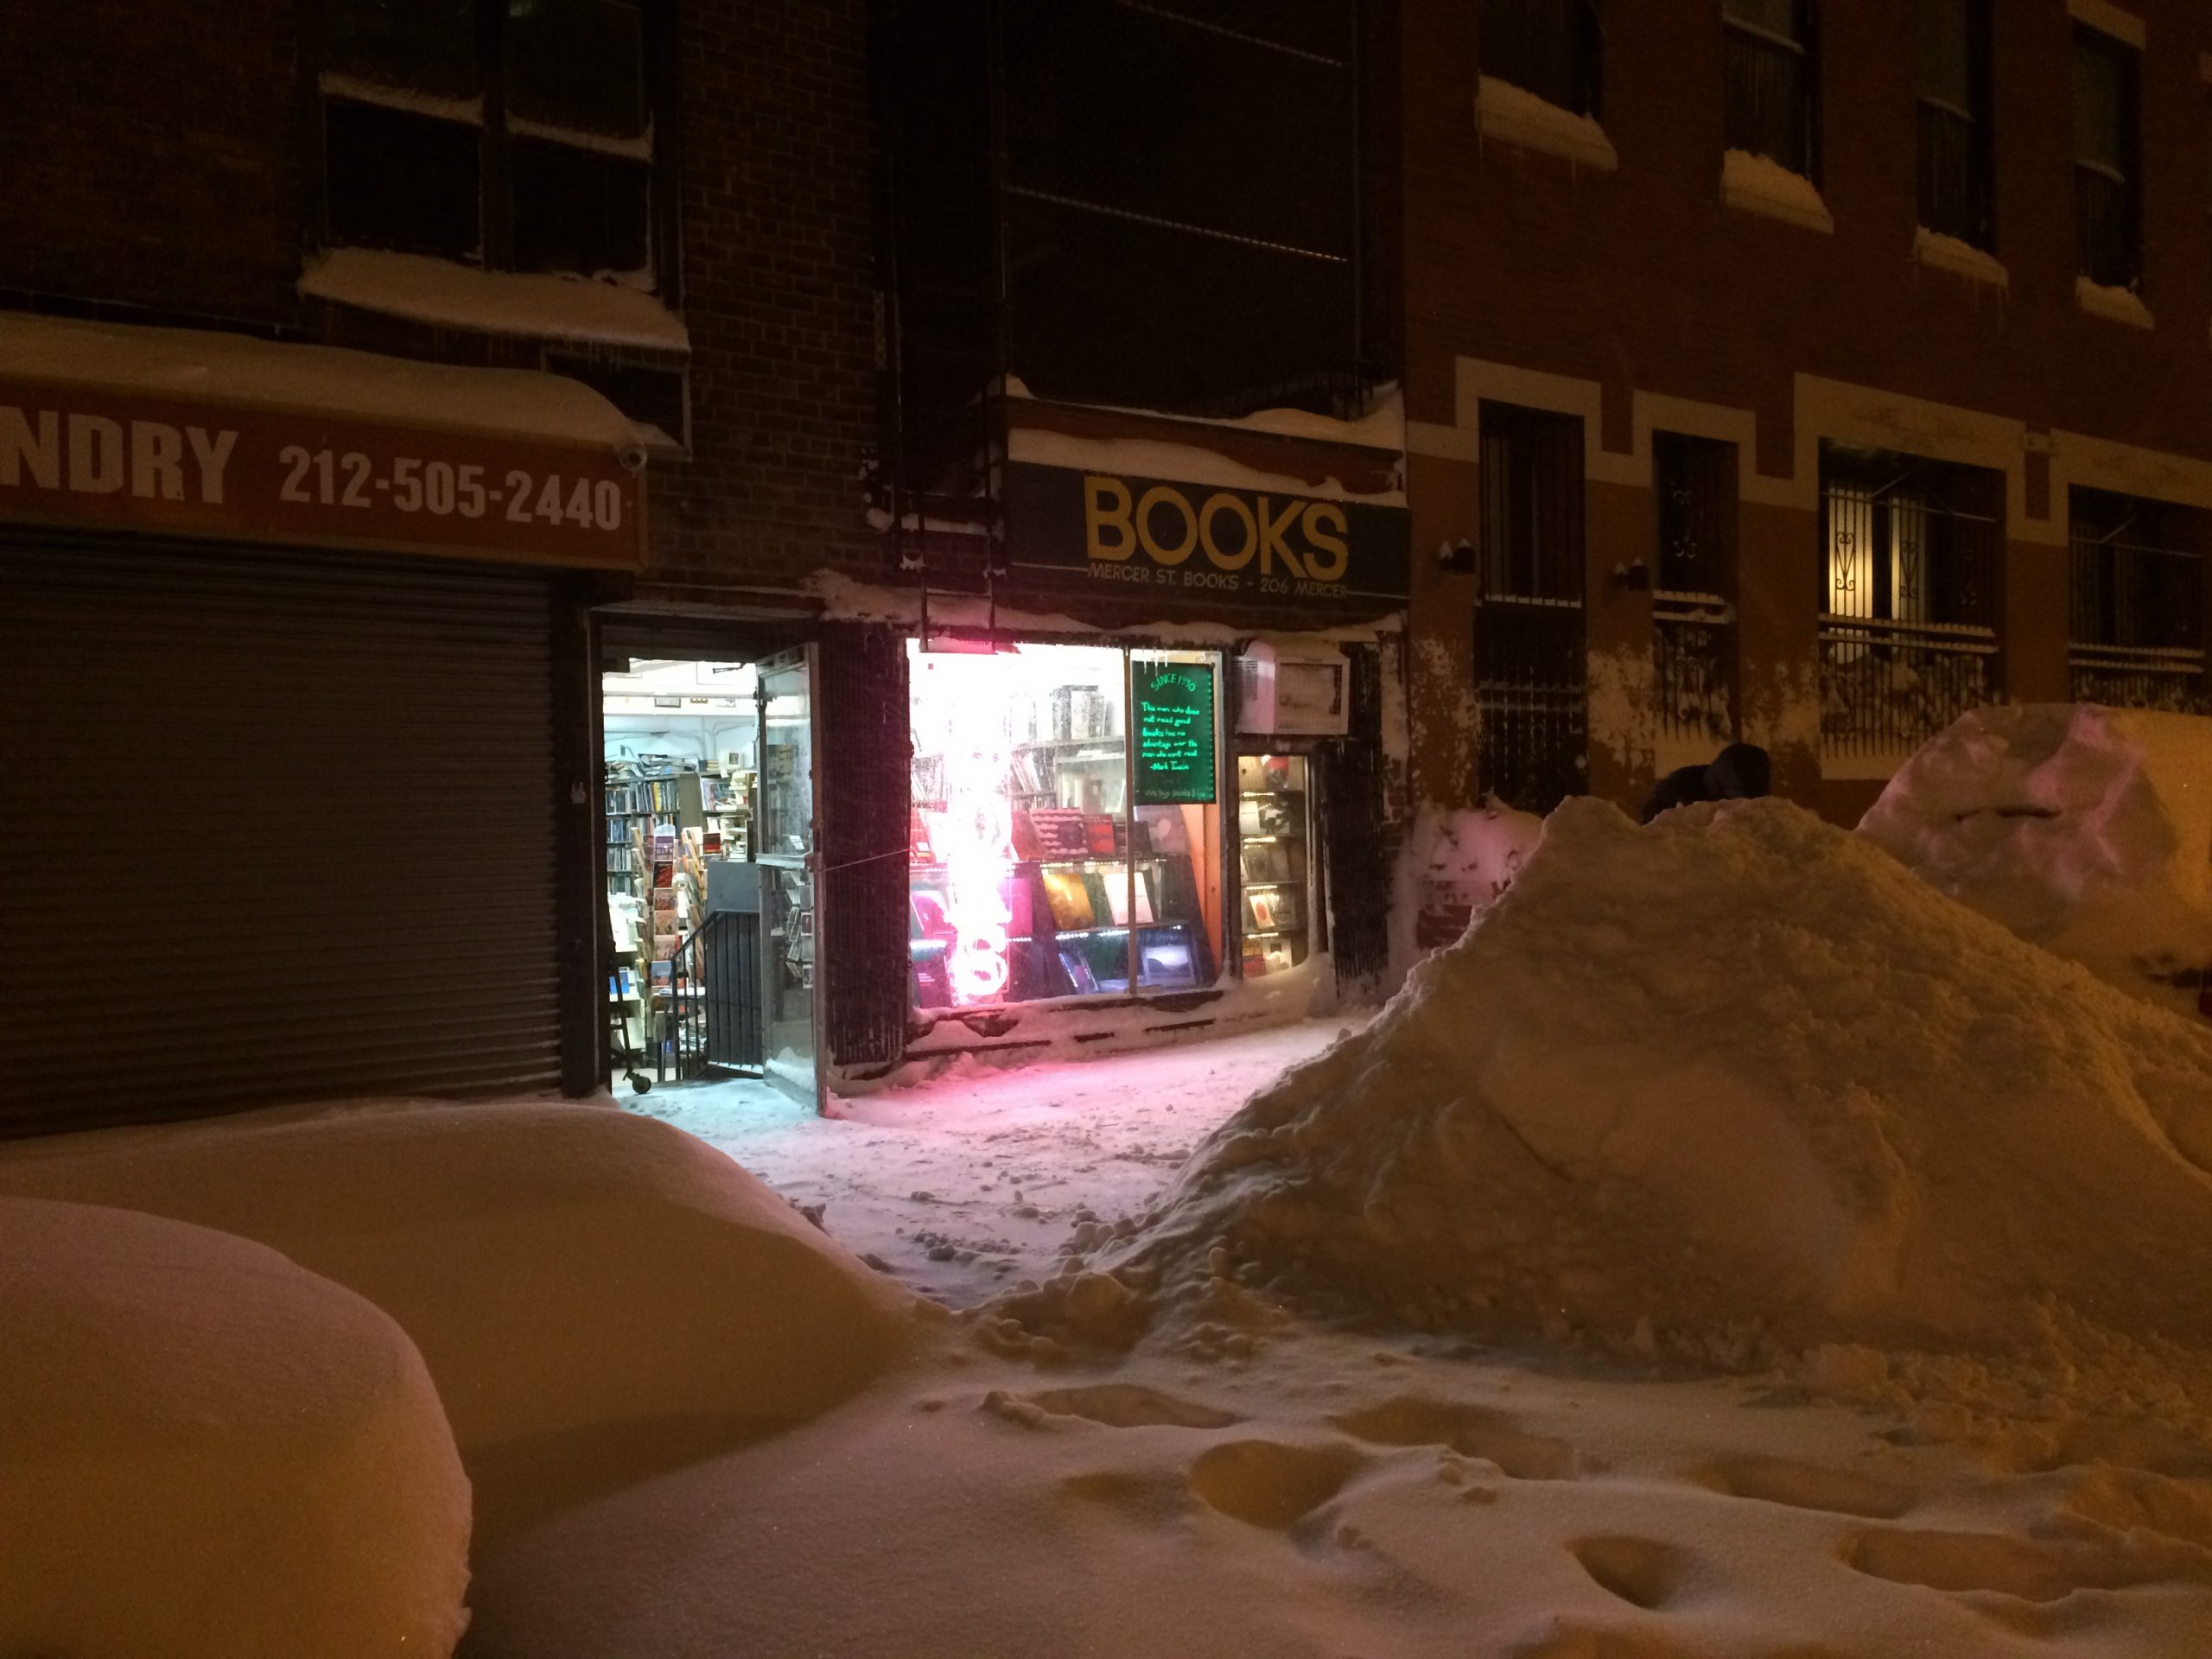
xmin=1 ymin=0 xmax=1411 ymax=1128
xmin=2 ymin=0 xmax=887 ymax=604
xmin=1 ymin=0 xmax=897 ymax=1130
xmin=1397 ymin=0 xmax=2212 ymax=824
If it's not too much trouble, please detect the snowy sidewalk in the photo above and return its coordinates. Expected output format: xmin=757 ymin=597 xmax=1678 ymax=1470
xmin=620 ymin=1018 xmax=1356 ymax=1306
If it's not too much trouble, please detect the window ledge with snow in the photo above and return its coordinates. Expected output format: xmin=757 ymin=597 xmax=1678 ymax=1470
xmin=2075 ymin=276 xmax=2153 ymax=331
xmin=1477 ymin=76 xmax=1618 ymax=172
xmin=1913 ymin=228 xmax=2007 ymax=288
xmin=1719 ymin=149 xmax=1834 ymax=234
xmin=300 ymin=248 xmax=690 ymax=353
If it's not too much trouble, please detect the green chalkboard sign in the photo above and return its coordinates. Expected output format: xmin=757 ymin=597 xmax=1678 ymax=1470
xmin=1134 ymin=663 xmax=1217 ymax=805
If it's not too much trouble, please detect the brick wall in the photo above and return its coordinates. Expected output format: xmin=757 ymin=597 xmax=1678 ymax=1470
xmin=1402 ymin=0 xmax=2212 ymax=452
xmin=0 ymin=0 xmax=890 ymax=598
xmin=1398 ymin=0 xmax=2212 ymax=821
xmin=641 ymin=0 xmax=885 ymax=599
xmin=0 ymin=0 xmax=302 ymax=324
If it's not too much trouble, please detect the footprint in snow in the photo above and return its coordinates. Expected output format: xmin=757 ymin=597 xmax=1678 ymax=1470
xmin=1694 ymin=1455 xmax=1915 ymax=1520
xmin=1567 ymin=1535 xmax=1698 ymax=1611
xmin=1332 ymin=1395 xmax=1590 ymax=1481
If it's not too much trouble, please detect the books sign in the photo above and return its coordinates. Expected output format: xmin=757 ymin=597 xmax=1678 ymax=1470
xmin=1001 ymin=461 xmax=1410 ymax=613
xmin=1135 ymin=662 xmax=1217 ymax=806
xmin=0 ymin=377 xmax=645 ymax=569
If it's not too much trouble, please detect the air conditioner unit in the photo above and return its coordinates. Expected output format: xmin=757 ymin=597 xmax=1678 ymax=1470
xmin=1236 ymin=639 xmax=1348 ymax=737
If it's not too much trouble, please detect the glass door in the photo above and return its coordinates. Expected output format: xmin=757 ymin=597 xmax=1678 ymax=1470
xmin=757 ymin=648 xmax=822 ymax=1110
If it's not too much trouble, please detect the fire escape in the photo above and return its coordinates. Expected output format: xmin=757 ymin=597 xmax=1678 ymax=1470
xmin=872 ymin=0 xmax=1385 ymax=604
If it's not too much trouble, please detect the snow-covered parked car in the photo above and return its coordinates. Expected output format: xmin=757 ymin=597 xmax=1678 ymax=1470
xmin=1858 ymin=703 xmax=2212 ymax=1020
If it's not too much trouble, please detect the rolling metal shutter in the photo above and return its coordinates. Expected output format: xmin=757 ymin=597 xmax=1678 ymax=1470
xmin=1 ymin=533 xmax=562 ymax=1135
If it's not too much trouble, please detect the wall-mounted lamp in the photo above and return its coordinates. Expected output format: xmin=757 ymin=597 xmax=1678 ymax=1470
xmin=1613 ymin=559 xmax=1650 ymax=592
xmin=1440 ymin=537 xmax=1476 ymax=575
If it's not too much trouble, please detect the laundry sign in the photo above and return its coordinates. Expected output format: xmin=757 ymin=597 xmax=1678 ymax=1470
xmin=0 ymin=377 xmax=646 ymax=569
xmin=1001 ymin=462 xmax=1409 ymax=612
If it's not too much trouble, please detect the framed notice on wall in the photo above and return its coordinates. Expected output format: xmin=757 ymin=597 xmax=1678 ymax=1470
xmin=1134 ymin=663 xmax=1217 ymax=805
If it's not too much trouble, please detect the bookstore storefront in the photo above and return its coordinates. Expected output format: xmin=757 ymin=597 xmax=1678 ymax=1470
xmin=0 ymin=315 xmax=645 ymax=1135
xmin=880 ymin=458 xmax=1411 ymax=1070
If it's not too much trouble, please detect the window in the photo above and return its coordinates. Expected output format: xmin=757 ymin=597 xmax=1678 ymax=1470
xmin=1474 ymin=403 xmax=1586 ymax=814
xmin=1652 ymin=433 xmax=1738 ymax=765
xmin=2073 ymin=25 xmax=2141 ymax=289
xmin=906 ymin=642 xmax=1227 ymax=1012
xmin=1915 ymin=0 xmax=1993 ymax=249
xmin=2069 ymin=489 xmax=2207 ymax=713
xmin=1480 ymin=0 xmax=1602 ymax=117
xmin=317 ymin=0 xmax=658 ymax=286
xmin=1723 ymin=0 xmax=1817 ymax=179
xmin=1819 ymin=447 xmax=2002 ymax=766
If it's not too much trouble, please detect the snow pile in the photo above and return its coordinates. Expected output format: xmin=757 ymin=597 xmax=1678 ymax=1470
xmin=0 ymin=1197 xmax=470 ymax=1658
xmin=1080 ymin=798 xmax=2212 ymax=1405
xmin=1859 ymin=703 xmax=2212 ymax=1018
xmin=0 ymin=1102 xmax=934 ymax=1533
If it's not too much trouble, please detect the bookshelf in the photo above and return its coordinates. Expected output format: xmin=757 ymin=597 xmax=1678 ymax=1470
xmin=605 ymin=759 xmax=754 ymax=1058
xmin=1237 ymin=755 xmax=1312 ymax=976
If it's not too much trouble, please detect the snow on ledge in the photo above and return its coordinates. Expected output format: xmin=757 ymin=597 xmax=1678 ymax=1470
xmin=300 ymin=248 xmax=690 ymax=352
xmin=2075 ymin=275 xmax=2154 ymax=331
xmin=1476 ymin=76 xmax=1618 ymax=172
xmin=1007 ymin=425 xmax=1404 ymax=505
xmin=1719 ymin=149 xmax=1834 ymax=234
xmin=1913 ymin=227 xmax=2008 ymax=289
xmin=1005 ymin=376 xmax=1406 ymax=454
xmin=0 ymin=309 xmax=649 ymax=449
xmin=804 ymin=570 xmax=1400 ymax=641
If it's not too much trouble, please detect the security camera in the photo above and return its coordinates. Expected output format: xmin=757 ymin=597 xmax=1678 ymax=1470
xmin=617 ymin=443 xmax=649 ymax=474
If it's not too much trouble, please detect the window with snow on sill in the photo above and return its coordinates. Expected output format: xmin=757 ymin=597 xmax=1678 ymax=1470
xmin=1477 ymin=76 xmax=1618 ymax=172
xmin=300 ymin=248 xmax=690 ymax=352
xmin=2075 ymin=275 xmax=2153 ymax=331
xmin=1719 ymin=148 xmax=1833 ymax=234
xmin=1912 ymin=227 xmax=2008 ymax=288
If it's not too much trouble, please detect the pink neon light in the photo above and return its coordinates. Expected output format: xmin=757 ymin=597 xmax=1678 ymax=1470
xmin=936 ymin=700 xmax=1014 ymax=1004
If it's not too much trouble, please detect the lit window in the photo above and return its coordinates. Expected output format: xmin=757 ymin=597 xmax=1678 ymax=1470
xmin=1723 ymin=0 xmax=1817 ymax=180
xmin=1817 ymin=448 xmax=2003 ymax=763
xmin=906 ymin=642 xmax=1226 ymax=1011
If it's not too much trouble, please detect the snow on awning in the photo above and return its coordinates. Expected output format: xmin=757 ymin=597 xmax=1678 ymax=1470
xmin=0 ymin=311 xmax=653 ymax=570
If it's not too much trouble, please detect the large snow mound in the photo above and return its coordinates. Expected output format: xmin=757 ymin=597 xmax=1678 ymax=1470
xmin=0 ymin=1103 xmax=933 ymax=1534
xmin=1859 ymin=703 xmax=2212 ymax=1017
xmin=1112 ymin=798 xmax=2212 ymax=1393
xmin=0 ymin=1197 xmax=470 ymax=1658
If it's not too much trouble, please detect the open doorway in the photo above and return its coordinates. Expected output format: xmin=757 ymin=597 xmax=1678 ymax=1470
xmin=601 ymin=645 xmax=820 ymax=1112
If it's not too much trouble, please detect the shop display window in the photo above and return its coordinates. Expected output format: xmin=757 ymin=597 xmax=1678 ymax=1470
xmin=906 ymin=640 xmax=1224 ymax=1011
xmin=1238 ymin=753 xmax=1313 ymax=976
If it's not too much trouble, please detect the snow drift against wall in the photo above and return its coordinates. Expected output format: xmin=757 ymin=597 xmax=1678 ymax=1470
xmin=1859 ymin=703 xmax=2212 ymax=1019
xmin=1008 ymin=798 xmax=2212 ymax=1423
xmin=0 ymin=1198 xmax=471 ymax=1659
